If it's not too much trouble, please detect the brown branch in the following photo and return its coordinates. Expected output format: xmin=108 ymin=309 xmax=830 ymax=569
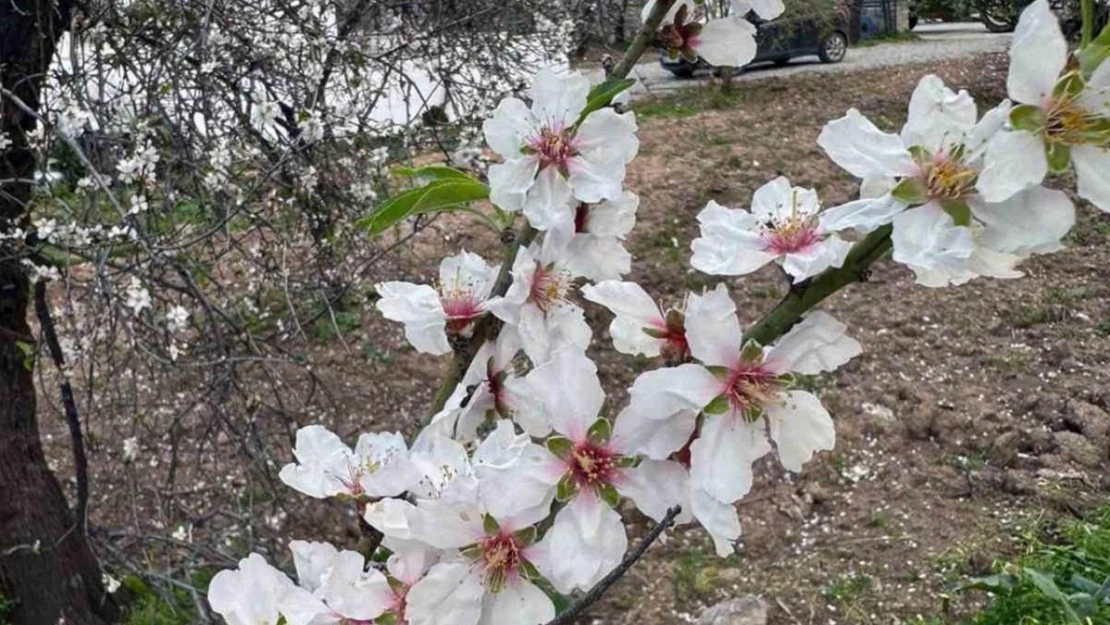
xmin=544 ymin=506 xmax=683 ymax=625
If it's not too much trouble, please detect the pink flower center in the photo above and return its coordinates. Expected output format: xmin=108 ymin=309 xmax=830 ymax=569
xmin=529 ymin=126 xmax=577 ymax=170
xmin=479 ymin=532 xmax=524 ymax=591
xmin=568 ymin=441 xmax=617 ymax=489
xmin=441 ymin=290 xmax=485 ymax=333
xmin=724 ymin=363 xmax=781 ymax=421
xmin=764 ymin=221 xmax=821 ymax=255
xmin=527 ymin=262 xmax=571 ymax=314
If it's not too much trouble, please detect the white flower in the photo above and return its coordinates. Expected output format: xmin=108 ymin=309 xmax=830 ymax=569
xmin=124 ymin=277 xmax=151 ymax=314
xmin=279 ymin=543 xmax=395 ymax=625
xmin=512 ymin=349 xmax=689 ymax=593
xmin=485 ymin=244 xmax=591 ymax=365
xmin=376 ymin=251 xmax=498 ymax=355
xmin=978 ymin=0 xmax=1110 ymax=212
xmin=615 ymin=286 xmax=860 ymax=551
xmin=483 ymin=69 xmax=638 ymax=232
xmin=171 ymin=525 xmax=190 ymax=543
xmin=278 ymin=425 xmax=414 ymax=499
xmin=57 ymin=103 xmax=93 ymax=137
xmin=652 ymin=1 xmax=770 ymax=69
xmin=128 ymin=195 xmax=149 ymax=215
xmin=0 ymin=130 xmax=10 ymax=150
xmin=166 ymin=305 xmax=189 ymax=333
xmin=581 ymin=281 xmax=689 ymax=361
xmin=691 ymin=177 xmax=853 ymax=283
xmin=208 ymin=553 xmax=295 ymax=625
xmin=116 ymin=142 xmax=159 ymax=184
xmin=102 ymin=573 xmax=121 ymax=594
xmin=424 ymin=328 xmax=544 ymax=441
xmin=818 ymin=74 xmax=1075 ymax=286
xmin=122 ymin=437 xmax=139 ymax=463
xmin=251 ymin=100 xmax=281 ymax=132
xmin=542 ymin=191 xmax=639 ymax=282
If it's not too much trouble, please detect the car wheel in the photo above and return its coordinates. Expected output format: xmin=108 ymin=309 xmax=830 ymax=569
xmin=909 ymin=14 xmax=918 ymax=30
xmin=818 ymin=31 xmax=847 ymax=63
xmin=773 ymin=57 xmax=791 ymax=66
xmin=669 ymin=66 xmax=695 ymax=78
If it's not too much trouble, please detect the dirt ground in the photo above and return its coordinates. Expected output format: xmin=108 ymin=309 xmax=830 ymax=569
xmin=41 ymin=52 xmax=1110 ymax=624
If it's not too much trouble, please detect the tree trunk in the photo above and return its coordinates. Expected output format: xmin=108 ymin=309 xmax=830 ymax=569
xmin=0 ymin=2 xmax=120 ymax=624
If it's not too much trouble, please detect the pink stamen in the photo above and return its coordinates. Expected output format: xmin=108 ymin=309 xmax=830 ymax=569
xmin=529 ymin=125 xmax=577 ymax=170
xmin=567 ymin=440 xmax=617 ymax=489
xmin=723 ymin=363 xmax=780 ymax=419
xmin=764 ymin=226 xmax=821 ymax=256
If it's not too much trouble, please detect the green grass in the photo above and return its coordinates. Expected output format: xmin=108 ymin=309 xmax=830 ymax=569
xmin=632 ymin=84 xmax=773 ymax=119
xmin=1011 ymin=287 xmax=1081 ymax=328
xmin=951 ymin=506 xmax=1110 ymax=624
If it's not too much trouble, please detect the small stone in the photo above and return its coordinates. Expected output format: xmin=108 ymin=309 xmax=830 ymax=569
xmin=1065 ymin=401 xmax=1110 ymax=440
xmin=990 ymin=431 xmax=1020 ymax=467
xmin=699 ymin=595 xmax=769 ymax=625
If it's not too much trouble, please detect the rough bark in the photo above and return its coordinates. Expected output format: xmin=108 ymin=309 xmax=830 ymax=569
xmin=0 ymin=1 xmax=121 ymax=623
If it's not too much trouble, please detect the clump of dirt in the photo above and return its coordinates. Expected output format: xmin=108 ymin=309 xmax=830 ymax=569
xmin=38 ymin=52 xmax=1110 ymax=625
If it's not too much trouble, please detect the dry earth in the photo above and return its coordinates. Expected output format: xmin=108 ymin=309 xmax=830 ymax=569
xmin=39 ymin=51 xmax=1110 ymax=624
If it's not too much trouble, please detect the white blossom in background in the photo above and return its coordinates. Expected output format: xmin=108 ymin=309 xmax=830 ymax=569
xmin=818 ymin=74 xmax=1075 ymax=287
xmin=128 ymin=195 xmax=149 ymax=216
xmin=124 ymin=277 xmax=151 ymax=314
xmin=251 ymin=99 xmax=281 ymax=132
xmin=0 ymin=130 xmax=10 ymax=150
xmin=691 ymin=176 xmax=853 ymax=282
xmin=116 ymin=142 xmax=159 ymax=184
xmin=122 ymin=437 xmax=139 ymax=463
xmin=376 ymin=251 xmax=498 ymax=355
xmin=278 ymin=425 xmax=414 ymax=499
xmin=616 ymin=286 xmax=860 ymax=553
xmin=166 ymin=305 xmax=190 ymax=333
xmin=483 ymin=68 xmax=638 ymax=234
xmin=56 ymin=102 xmax=93 ymax=137
xmin=979 ymin=0 xmax=1110 ymax=212
xmin=646 ymin=0 xmax=783 ymax=69
xmin=581 ymin=280 xmax=689 ymax=361
xmin=102 ymin=574 xmax=121 ymax=594
xmin=485 ymin=243 xmax=591 ymax=364
xmin=208 ymin=554 xmax=295 ymax=625
xmin=543 ymin=191 xmax=639 ymax=282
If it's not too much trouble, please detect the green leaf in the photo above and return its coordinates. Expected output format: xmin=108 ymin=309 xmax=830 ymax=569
xmin=1053 ymin=71 xmax=1086 ymax=99
xmin=616 ymin=455 xmax=641 ymax=468
xmin=642 ymin=326 xmax=670 ymax=339
xmin=705 ymin=365 xmax=731 ymax=378
xmin=891 ymin=177 xmax=929 ymax=205
xmin=556 ymin=474 xmax=579 ymax=502
xmin=392 ymin=165 xmax=473 ymax=181
xmin=907 ymin=145 xmax=933 ymax=161
xmin=576 ymin=78 xmax=636 ymax=125
xmin=1023 ymin=568 xmax=1083 ymax=623
xmin=941 ymin=200 xmax=972 ymax=227
xmin=703 ymin=394 xmax=731 ymax=415
xmin=949 ymin=572 xmax=1019 ymax=594
xmin=1079 ymin=23 xmax=1110 ymax=78
xmin=359 ymin=178 xmax=490 ymax=235
xmin=482 ymin=513 xmax=500 ymax=536
xmin=546 ymin=436 xmax=573 ymax=459
xmin=1046 ymin=143 xmax=1072 ymax=174
xmin=739 ymin=339 xmax=764 ymax=364
xmin=587 ymin=418 xmax=612 ymax=444
xmin=598 ymin=483 xmax=621 ymax=508
xmin=1009 ymin=104 xmax=1045 ymax=133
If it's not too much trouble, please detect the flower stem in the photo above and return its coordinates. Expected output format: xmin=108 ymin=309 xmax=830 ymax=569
xmin=609 ymin=0 xmax=678 ymax=80
xmin=743 ymin=225 xmax=893 ymax=346
xmin=1081 ymin=0 xmax=1094 ymax=47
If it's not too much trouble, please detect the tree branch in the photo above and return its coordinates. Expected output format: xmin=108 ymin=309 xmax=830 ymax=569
xmin=609 ymin=0 xmax=676 ymax=79
xmin=33 ymin=279 xmax=91 ymax=532
xmin=545 ymin=506 xmax=683 ymax=625
xmin=743 ymin=225 xmax=893 ymax=346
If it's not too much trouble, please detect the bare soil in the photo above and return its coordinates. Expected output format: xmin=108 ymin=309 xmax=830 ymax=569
xmin=39 ymin=52 xmax=1110 ymax=624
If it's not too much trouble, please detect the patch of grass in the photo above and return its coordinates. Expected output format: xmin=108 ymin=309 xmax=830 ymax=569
xmin=1011 ymin=288 xmax=1081 ymax=328
xmin=120 ymin=570 xmax=215 ymax=625
xmin=632 ymin=83 xmax=771 ymax=119
xmin=951 ymin=506 xmax=1110 ymax=625
xmin=671 ymin=549 xmax=718 ymax=605
xmin=856 ymin=32 xmax=922 ymax=47
xmin=313 ymin=310 xmax=361 ymax=341
xmin=983 ymin=348 xmax=1032 ymax=375
xmin=1095 ymin=319 xmax=1110 ymax=336
xmin=870 ymin=509 xmax=890 ymax=528
xmin=824 ymin=572 xmax=878 ymax=622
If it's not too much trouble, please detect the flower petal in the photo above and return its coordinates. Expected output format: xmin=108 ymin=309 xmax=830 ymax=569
xmin=818 ymin=194 xmax=907 ymax=233
xmin=488 ymin=157 xmax=540 ymax=213
xmin=764 ymin=311 xmax=861 ymax=375
xmin=1072 ymin=146 xmax=1110 ymax=213
xmin=691 ymin=201 xmax=778 ymax=276
xmin=483 ymin=98 xmax=536 ymax=158
xmin=581 ymin=280 xmax=664 ymax=357
xmin=689 ymin=415 xmax=769 ymax=503
xmin=406 ymin=562 xmax=484 ymax=625
xmin=766 ymin=390 xmax=836 ymax=472
xmin=530 ymin=69 xmax=590 ymax=129
xmin=900 ymin=74 xmax=978 ymax=152
xmin=481 ymin=579 xmax=555 ymax=625
xmin=617 ymin=459 xmax=693 ymax=524
xmin=685 ymin=283 xmax=742 ymax=367
xmin=375 ymin=281 xmax=450 ymax=355
xmin=818 ymin=109 xmax=916 ymax=180
xmin=1008 ymin=0 xmax=1067 ymax=105
xmin=977 ymin=129 xmax=1048 ymax=203
xmin=693 ymin=18 xmax=758 ymax=68
xmin=972 ymin=186 xmax=1075 ymax=254
xmin=690 ymin=489 xmax=742 ymax=557
xmin=531 ymin=494 xmax=626 ymax=593
xmin=891 ymin=202 xmax=976 ymax=287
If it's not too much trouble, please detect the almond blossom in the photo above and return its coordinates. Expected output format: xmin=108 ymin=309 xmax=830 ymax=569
xmin=483 ymin=68 xmax=638 ymax=233
xmin=279 ymin=542 xmax=395 ymax=625
xmin=979 ymin=0 xmax=1110 ymax=211
xmin=542 ymin=191 xmax=639 ymax=282
xmin=818 ymin=74 xmax=1075 ymax=286
xmin=279 ymin=425 xmax=413 ymax=500
xmin=207 ymin=554 xmax=295 ymax=625
xmin=615 ymin=285 xmax=860 ymax=552
xmin=581 ymin=280 xmax=689 ymax=362
xmin=645 ymin=0 xmax=784 ymax=68
xmin=376 ymin=251 xmax=498 ymax=355
xmin=485 ymin=244 xmax=591 ymax=364
xmin=691 ymin=176 xmax=853 ymax=282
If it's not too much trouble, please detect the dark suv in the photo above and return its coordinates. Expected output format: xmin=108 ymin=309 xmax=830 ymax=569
xmin=660 ymin=12 xmax=850 ymax=77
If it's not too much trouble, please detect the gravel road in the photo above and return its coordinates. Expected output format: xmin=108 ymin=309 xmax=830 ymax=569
xmin=601 ymin=22 xmax=1011 ymax=97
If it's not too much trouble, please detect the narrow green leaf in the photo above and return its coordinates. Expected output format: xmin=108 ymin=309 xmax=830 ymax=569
xmin=393 ymin=165 xmax=473 ymax=181
xmin=1052 ymin=71 xmax=1086 ymax=99
xmin=907 ymin=145 xmax=934 ymax=161
xmin=513 ymin=525 xmax=538 ymax=547
xmin=577 ymin=78 xmax=636 ymax=125
xmin=556 ymin=474 xmax=579 ymax=502
xmin=739 ymin=339 xmax=764 ymax=364
xmin=642 ymin=326 xmax=670 ymax=339
xmin=361 ymin=179 xmax=490 ymax=235
xmin=891 ymin=177 xmax=929 ymax=205
xmin=941 ymin=200 xmax=972 ymax=227
xmin=1079 ymin=23 xmax=1110 ymax=78
xmin=587 ymin=418 xmax=612 ymax=444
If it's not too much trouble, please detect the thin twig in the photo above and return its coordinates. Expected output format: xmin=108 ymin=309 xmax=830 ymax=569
xmin=544 ymin=506 xmax=682 ymax=625
xmin=33 ymin=278 xmax=91 ymax=532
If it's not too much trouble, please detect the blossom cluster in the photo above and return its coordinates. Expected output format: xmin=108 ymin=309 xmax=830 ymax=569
xmin=208 ymin=3 xmax=1107 ymax=625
